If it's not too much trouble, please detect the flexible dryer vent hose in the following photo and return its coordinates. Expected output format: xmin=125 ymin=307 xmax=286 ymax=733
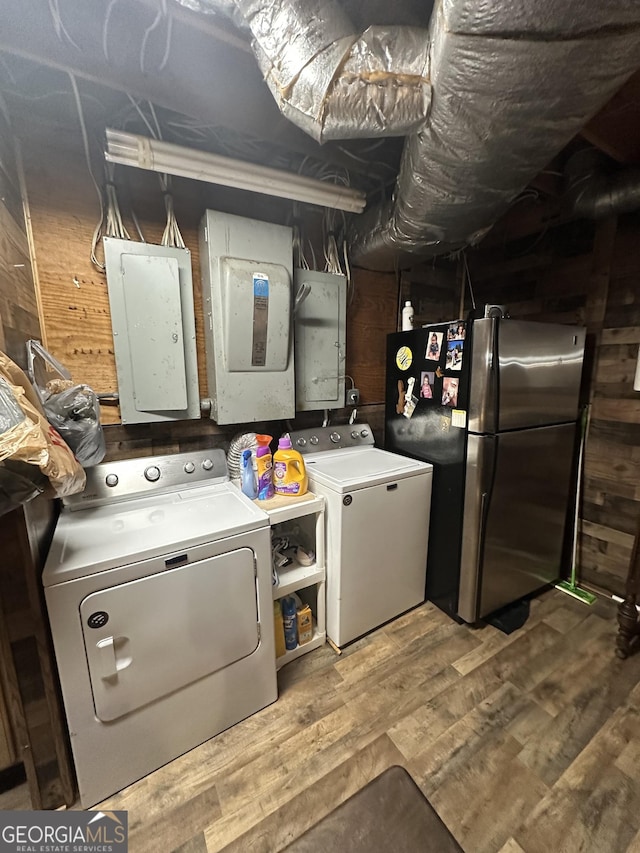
xmin=227 ymin=432 xmax=257 ymax=481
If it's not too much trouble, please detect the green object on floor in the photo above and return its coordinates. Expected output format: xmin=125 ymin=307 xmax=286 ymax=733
xmin=556 ymin=404 xmax=596 ymax=607
xmin=555 ymin=578 xmax=597 ymax=605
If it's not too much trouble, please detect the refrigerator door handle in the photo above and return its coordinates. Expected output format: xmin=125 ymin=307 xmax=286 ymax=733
xmin=458 ymin=434 xmax=496 ymax=623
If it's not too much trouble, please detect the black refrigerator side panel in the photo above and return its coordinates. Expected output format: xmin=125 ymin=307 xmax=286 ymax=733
xmin=385 ymin=325 xmax=470 ymax=618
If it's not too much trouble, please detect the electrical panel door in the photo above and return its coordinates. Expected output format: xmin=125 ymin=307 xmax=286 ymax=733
xmin=294 ymin=269 xmax=346 ymax=410
xmin=103 ymin=238 xmax=200 ymax=424
xmin=200 ymin=210 xmax=295 ymax=424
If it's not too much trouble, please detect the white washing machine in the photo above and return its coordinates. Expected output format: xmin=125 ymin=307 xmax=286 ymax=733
xmin=289 ymin=425 xmax=433 ymax=648
xmin=43 ymin=449 xmax=277 ymax=807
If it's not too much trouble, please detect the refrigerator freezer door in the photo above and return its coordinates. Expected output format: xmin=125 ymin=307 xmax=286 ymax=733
xmin=458 ymin=423 xmax=576 ymax=623
xmin=468 ymin=319 xmax=585 ymax=432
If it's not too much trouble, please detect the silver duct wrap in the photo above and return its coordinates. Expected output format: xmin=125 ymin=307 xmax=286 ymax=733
xmin=321 ymin=27 xmax=430 ymax=141
xmin=565 ymin=150 xmax=640 ymax=220
xmin=174 ymin=0 xmax=640 ymax=268
xmin=351 ymin=2 xmax=640 ymax=268
xmin=233 ymin=0 xmax=430 ymax=142
xmin=173 ymin=0 xmax=247 ymax=30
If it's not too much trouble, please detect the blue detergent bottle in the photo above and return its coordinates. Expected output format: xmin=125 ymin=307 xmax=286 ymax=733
xmin=241 ymin=448 xmax=258 ymax=499
xmin=281 ymin=596 xmax=298 ymax=650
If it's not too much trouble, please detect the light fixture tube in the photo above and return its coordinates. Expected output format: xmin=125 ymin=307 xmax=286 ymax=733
xmin=105 ymin=129 xmax=366 ymax=214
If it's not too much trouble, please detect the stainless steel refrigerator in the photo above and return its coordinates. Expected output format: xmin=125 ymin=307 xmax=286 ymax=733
xmin=385 ymin=314 xmax=586 ymax=624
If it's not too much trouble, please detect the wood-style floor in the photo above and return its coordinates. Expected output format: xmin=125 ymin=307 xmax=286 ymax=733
xmin=5 ymin=589 xmax=640 ymax=852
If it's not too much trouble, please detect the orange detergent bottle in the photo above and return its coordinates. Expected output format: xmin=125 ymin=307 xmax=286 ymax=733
xmin=273 ymin=435 xmax=308 ymax=497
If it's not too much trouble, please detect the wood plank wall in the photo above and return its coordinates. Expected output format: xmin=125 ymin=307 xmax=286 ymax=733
xmin=0 ymin=113 xmax=73 ymax=808
xmin=469 ymin=207 xmax=640 ymax=598
xmin=18 ymin=124 xmax=395 ymax=456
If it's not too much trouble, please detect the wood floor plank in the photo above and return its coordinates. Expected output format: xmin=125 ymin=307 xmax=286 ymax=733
xmin=216 ymin=734 xmax=405 ymax=853
xmin=172 ymin=832 xmax=208 ymax=853
xmin=515 ymin=764 xmax=640 ymax=853
xmin=542 ymin=603 xmax=594 ymax=634
xmin=508 ymin=612 xmax=610 ymax=692
xmin=515 ymin=701 xmax=640 ymax=853
xmin=528 ymin=615 xmax=614 ymax=716
xmin=626 ymin=827 xmax=640 ymax=853
xmin=517 ymin=652 xmax=640 ymax=786
xmin=497 ymin=840 xmax=527 ymax=853
xmin=615 ymin=738 xmax=640 ymax=782
xmin=452 ymin=592 xmax=578 ymax=677
xmin=407 ymin=683 xmax=549 ymax=853
xmin=128 ymin=785 xmax=221 ymax=853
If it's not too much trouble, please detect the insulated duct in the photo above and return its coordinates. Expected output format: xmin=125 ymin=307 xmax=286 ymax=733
xmin=565 ymin=150 xmax=640 ymax=220
xmin=181 ymin=0 xmax=640 ymax=269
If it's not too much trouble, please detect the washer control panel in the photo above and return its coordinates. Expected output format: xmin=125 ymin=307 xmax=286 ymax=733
xmin=289 ymin=424 xmax=375 ymax=455
xmin=64 ymin=448 xmax=228 ymax=509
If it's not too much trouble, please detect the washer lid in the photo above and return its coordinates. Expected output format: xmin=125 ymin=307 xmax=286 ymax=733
xmin=43 ymin=483 xmax=268 ymax=585
xmin=304 ymin=447 xmax=432 ymax=492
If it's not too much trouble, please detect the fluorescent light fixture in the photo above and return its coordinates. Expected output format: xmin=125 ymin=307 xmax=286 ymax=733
xmin=105 ymin=128 xmax=366 ymax=214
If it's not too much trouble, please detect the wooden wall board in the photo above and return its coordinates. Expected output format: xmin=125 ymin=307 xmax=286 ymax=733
xmin=0 ymin=120 xmax=75 ymax=808
xmin=345 ymin=267 xmax=397 ymax=405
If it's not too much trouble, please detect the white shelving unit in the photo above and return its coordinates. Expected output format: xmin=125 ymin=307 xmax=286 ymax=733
xmin=258 ymin=492 xmax=326 ymax=669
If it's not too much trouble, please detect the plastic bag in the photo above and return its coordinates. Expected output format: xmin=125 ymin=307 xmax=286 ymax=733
xmin=0 ymin=351 xmax=86 ymax=503
xmin=26 ymin=340 xmax=105 ymax=467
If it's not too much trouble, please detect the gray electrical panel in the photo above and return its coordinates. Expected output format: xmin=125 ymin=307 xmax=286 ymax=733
xmin=103 ymin=238 xmax=200 ymax=424
xmin=294 ymin=269 xmax=347 ymax=411
xmin=200 ymin=210 xmax=295 ymax=424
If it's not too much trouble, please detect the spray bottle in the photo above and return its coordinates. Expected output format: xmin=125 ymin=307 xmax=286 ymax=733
xmin=241 ymin=448 xmax=258 ymax=499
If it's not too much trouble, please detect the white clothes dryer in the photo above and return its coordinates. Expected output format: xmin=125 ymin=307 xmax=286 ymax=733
xmin=43 ymin=449 xmax=276 ymax=807
xmin=289 ymin=425 xmax=433 ymax=648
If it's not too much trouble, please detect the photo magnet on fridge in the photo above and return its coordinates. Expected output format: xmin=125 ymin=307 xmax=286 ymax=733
xmin=446 ymin=339 xmax=464 ymax=371
xmin=420 ymin=371 xmax=435 ymax=399
xmin=402 ymin=376 xmax=418 ymax=418
xmin=425 ymin=331 xmax=443 ymax=362
xmin=442 ymin=376 xmax=459 ymax=408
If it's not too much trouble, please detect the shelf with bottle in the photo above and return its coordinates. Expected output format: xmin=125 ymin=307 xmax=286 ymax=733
xmin=264 ymin=492 xmax=326 ymax=669
xmin=276 ymin=619 xmax=325 ymax=670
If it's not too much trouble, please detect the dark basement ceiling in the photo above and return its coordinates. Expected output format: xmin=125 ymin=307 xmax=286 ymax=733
xmin=0 ymin=0 xmax=638 ymax=252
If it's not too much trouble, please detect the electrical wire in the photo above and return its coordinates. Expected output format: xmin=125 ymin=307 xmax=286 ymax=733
xmin=68 ymin=73 xmax=105 ymax=271
xmin=130 ymin=207 xmax=146 ymax=243
xmin=102 ymin=0 xmax=121 ymax=64
xmin=48 ymin=0 xmax=80 ymax=50
xmin=463 ymin=251 xmax=476 ymax=310
xmin=104 ymin=163 xmax=131 ymax=241
xmin=140 ymin=0 xmax=173 ymax=75
xmin=123 ymin=95 xmax=185 ymax=247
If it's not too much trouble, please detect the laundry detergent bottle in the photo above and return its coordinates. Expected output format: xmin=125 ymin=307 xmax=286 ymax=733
xmin=256 ymin=445 xmax=274 ymax=500
xmin=273 ymin=435 xmax=308 ymax=496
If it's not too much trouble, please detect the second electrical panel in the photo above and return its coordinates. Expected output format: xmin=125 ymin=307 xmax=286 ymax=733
xmin=294 ymin=269 xmax=346 ymax=411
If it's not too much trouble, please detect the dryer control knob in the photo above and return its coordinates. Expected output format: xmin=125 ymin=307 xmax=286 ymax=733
xmin=105 ymin=473 xmax=119 ymax=487
xmin=296 ymin=438 xmax=307 ymax=447
xmin=144 ymin=466 xmax=161 ymax=482
xmin=330 ymin=432 xmax=341 ymax=444
xmin=184 ymin=462 xmax=195 ymax=474
xmin=351 ymin=431 xmax=359 ymax=439
xmin=202 ymin=458 xmax=214 ymax=471
xmin=310 ymin=436 xmax=319 ymax=445
xmin=360 ymin=429 xmax=369 ymax=438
